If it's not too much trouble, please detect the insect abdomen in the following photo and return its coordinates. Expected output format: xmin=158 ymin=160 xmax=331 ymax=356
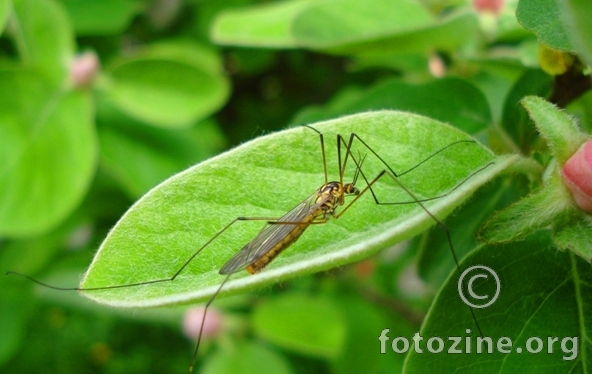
xmin=246 ymin=223 xmax=309 ymax=274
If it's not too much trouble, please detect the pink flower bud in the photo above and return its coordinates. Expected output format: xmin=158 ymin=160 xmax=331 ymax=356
xmin=473 ymin=0 xmax=504 ymax=14
xmin=562 ymin=140 xmax=592 ymax=213
xmin=182 ymin=307 xmax=223 ymax=341
xmin=70 ymin=52 xmax=100 ymax=88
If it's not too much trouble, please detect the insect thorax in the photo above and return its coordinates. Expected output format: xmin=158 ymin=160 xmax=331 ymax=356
xmin=316 ymin=181 xmax=359 ymax=216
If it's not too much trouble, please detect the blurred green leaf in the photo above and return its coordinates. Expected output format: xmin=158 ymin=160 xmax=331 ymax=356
xmin=78 ymin=111 xmax=510 ymax=308
xmin=569 ymin=90 xmax=592 ymax=133
xmin=98 ymin=106 xmax=226 ymax=198
xmin=348 ymin=53 xmax=430 ymax=73
xmin=212 ymin=0 xmax=477 ymax=56
xmin=495 ymin=2 xmax=533 ymax=43
xmin=291 ymin=0 xmax=432 ymax=50
xmin=306 ymin=10 xmax=477 ymax=56
xmin=103 ymin=41 xmax=230 ymax=128
xmin=292 ymin=78 xmax=492 ymax=134
xmin=252 ymin=292 xmax=346 ymax=358
xmin=405 ymin=233 xmax=591 ymax=373
xmin=210 ymin=0 xmax=312 ymax=48
xmin=417 ymin=178 xmax=523 ymax=288
xmin=559 ymin=0 xmax=592 ymax=65
xmin=516 ymin=0 xmax=574 ymax=51
xmin=1 ymin=301 xmax=191 ymax=373
xmin=0 ymin=69 xmax=96 ymax=236
xmin=0 ymin=221 xmax=76 ymax=277
xmin=0 ymin=0 xmax=9 ymax=34
xmin=329 ymin=292 xmax=414 ymax=374
xmin=0 ymin=285 xmax=32 ymax=366
xmin=11 ymin=0 xmax=74 ymax=85
xmin=61 ymin=0 xmax=142 ymax=36
xmin=290 ymin=86 xmax=365 ymax=125
xmin=500 ymin=69 xmax=552 ymax=153
xmin=201 ymin=342 xmax=294 ymax=374
xmin=466 ymin=60 xmax=527 ymax=125
xmin=35 ymin=269 xmax=187 ymax=326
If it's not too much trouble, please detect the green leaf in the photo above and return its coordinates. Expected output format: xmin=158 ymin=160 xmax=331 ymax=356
xmin=80 ymin=111 xmax=513 ymax=308
xmin=11 ymin=0 xmax=75 ymax=85
xmin=554 ymin=215 xmax=592 ymax=261
xmin=201 ymin=342 xmax=294 ymax=374
xmin=291 ymin=0 xmax=432 ymax=50
xmin=61 ymin=0 xmax=141 ymax=36
xmin=252 ymin=292 xmax=346 ymax=358
xmin=516 ymin=0 xmax=574 ymax=51
xmin=464 ymin=61 xmax=526 ymax=125
xmin=0 ymin=218 xmax=78 ymax=277
xmin=211 ymin=0 xmax=478 ymax=56
xmin=292 ymin=78 xmax=492 ymax=135
xmin=0 ymin=285 xmax=32 ymax=366
xmin=559 ymin=0 xmax=592 ymax=65
xmin=521 ymin=95 xmax=590 ymax=164
xmin=305 ymin=10 xmax=478 ymax=56
xmin=0 ymin=69 xmax=97 ymax=236
xmin=210 ymin=0 xmax=312 ymax=48
xmin=0 ymin=0 xmax=10 ymax=34
xmin=417 ymin=178 xmax=523 ymax=287
xmin=404 ymin=233 xmax=591 ymax=373
xmin=500 ymin=70 xmax=552 ymax=154
xmin=329 ymin=292 xmax=414 ymax=374
xmin=103 ymin=41 xmax=230 ymax=128
xmin=479 ymin=173 xmax=573 ymax=243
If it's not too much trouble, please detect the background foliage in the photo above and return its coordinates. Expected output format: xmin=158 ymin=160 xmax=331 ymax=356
xmin=1 ymin=0 xmax=591 ymax=373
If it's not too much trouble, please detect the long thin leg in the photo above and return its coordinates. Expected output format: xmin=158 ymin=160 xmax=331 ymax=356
xmin=333 ymin=133 xmax=493 ymax=212
xmin=362 ymin=168 xmax=485 ymax=336
xmin=334 ymin=133 xmax=487 ymax=336
xmin=362 ymin=162 xmax=495 ymax=206
xmin=304 ymin=125 xmax=329 ymax=184
xmin=345 ymin=134 xmax=480 ymax=177
xmin=6 ymin=216 xmax=281 ymax=291
xmin=304 ymin=125 xmax=358 ymax=186
xmin=188 ymin=273 xmax=231 ymax=373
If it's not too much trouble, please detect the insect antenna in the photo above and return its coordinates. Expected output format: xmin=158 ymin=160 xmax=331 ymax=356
xmin=351 ymin=152 xmax=367 ymax=187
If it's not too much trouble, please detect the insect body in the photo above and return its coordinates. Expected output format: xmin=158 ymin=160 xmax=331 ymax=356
xmin=221 ymin=180 xmax=360 ymax=275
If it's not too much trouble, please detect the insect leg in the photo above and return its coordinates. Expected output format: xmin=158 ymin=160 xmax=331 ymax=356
xmin=6 ymin=216 xmax=281 ymax=291
xmin=304 ymin=125 xmax=329 ymax=184
xmin=188 ymin=272 xmax=231 ymax=373
xmin=335 ymin=134 xmax=486 ymax=336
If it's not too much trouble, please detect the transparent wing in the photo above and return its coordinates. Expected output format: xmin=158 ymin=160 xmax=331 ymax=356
xmin=219 ymin=192 xmax=320 ymax=275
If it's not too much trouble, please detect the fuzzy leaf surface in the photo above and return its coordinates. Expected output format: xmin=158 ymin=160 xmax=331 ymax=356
xmin=81 ymin=111 xmax=512 ymax=308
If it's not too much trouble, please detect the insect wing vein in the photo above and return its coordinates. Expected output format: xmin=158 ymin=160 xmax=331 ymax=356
xmin=218 ymin=192 xmax=319 ymax=274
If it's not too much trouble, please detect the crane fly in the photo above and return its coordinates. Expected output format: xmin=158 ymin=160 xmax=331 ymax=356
xmin=8 ymin=123 xmax=493 ymax=373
